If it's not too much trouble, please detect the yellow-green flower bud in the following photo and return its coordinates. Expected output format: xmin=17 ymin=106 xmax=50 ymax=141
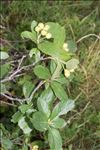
xmin=38 ymin=23 xmax=44 ymax=29
xmin=35 ymin=26 xmax=41 ymax=33
xmin=46 ymin=33 xmax=52 ymax=39
xmin=69 ymin=69 xmax=74 ymax=72
xmin=32 ymin=145 xmax=39 ymax=150
xmin=44 ymin=24 xmax=50 ymax=31
xmin=63 ymin=43 xmax=69 ymax=52
xmin=41 ymin=30 xmax=47 ymax=36
xmin=64 ymin=69 xmax=70 ymax=77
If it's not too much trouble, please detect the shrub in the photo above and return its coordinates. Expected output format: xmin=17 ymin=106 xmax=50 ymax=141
xmin=1 ymin=21 xmax=79 ymax=150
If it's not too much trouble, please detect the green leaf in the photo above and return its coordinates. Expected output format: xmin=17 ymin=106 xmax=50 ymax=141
xmin=50 ymin=100 xmax=75 ymax=119
xmin=18 ymin=117 xmax=32 ymax=134
xmin=37 ymin=98 xmax=51 ymax=118
xmin=29 ymin=48 xmax=40 ymax=62
xmin=55 ymin=74 xmax=68 ymax=85
xmin=29 ymin=48 xmax=37 ymax=58
xmin=31 ymin=20 xmax=37 ymax=32
xmin=51 ymin=117 xmax=66 ymax=129
xmin=19 ymin=104 xmax=33 ymax=114
xmin=0 ymin=51 xmax=9 ymax=59
xmin=11 ymin=111 xmax=23 ymax=123
xmin=34 ymin=65 xmax=51 ymax=79
xmin=32 ymin=111 xmax=48 ymax=132
xmin=0 ymin=63 xmax=10 ymax=78
xmin=23 ymin=81 xmax=34 ymax=98
xmin=51 ymin=61 xmax=62 ymax=80
xmin=18 ymin=75 xmax=31 ymax=85
xmin=26 ymin=108 xmax=36 ymax=115
xmin=48 ymin=128 xmax=62 ymax=150
xmin=47 ymin=22 xmax=65 ymax=47
xmin=1 ymin=137 xmax=13 ymax=150
xmin=50 ymin=60 xmax=57 ymax=74
xmin=38 ymin=41 xmax=71 ymax=61
xmin=66 ymin=40 xmax=77 ymax=52
xmin=21 ymin=144 xmax=28 ymax=150
xmin=38 ymin=22 xmax=71 ymax=61
xmin=21 ymin=31 xmax=37 ymax=43
xmin=66 ymin=58 xmax=79 ymax=70
xmin=51 ymin=81 xmax=68 ymax=101
xmin=38 ymin=87 xmax=54 ymax=106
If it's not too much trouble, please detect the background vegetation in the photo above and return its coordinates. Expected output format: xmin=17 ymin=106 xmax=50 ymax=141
xmin=0 ymin=0 xmax=100 ymax=150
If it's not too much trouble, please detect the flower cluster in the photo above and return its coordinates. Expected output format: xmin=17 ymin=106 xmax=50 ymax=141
xmin=35 ymin=23 xmax=52 ymax=39
xmin=32 ymin=145 xmax=39 ymax=150
xmin=63 ymin=43 xmax=69 ymax=52
xmin=64 ymin=68 xmax=75 ymax=78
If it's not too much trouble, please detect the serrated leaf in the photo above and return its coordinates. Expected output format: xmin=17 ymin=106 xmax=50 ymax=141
xmin=0 ymin=51 xmax=9 ymax=59
xmin=18 ymin=117 xmax=32 ymax=134
xmin=32 ymin=111 xmax=48 ymax=132
xmin=66 ymin=58 xmax=79 ymax=70
xmin=48 ymin=128 xmax=62 ymax=150
xmin=31 ymin=20 xmax=37 ymax=32
xmin=50 ymin=100 xmax=75 ymax=119
xmin=51 ymin=81 xmax=68 ymax=101
xmin=34 ymin=65 xmax=51 ymax=79
xmin=11 ymin=111 xmax=23 ymax=123
xmin=51 ymin=117 xmax=66 ymax=129
xmin=21 ymin=31 xmax=37 ymax=43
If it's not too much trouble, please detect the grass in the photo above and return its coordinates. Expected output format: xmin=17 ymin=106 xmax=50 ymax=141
xmin=0 ymin=0 xmax=100 ymax=149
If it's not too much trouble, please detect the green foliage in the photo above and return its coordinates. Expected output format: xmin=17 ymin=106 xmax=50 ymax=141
xmin=11 ymin=111 xmax=23 ymax=123
xmin=23 ymin=81 xmax=34 ymax=98
xmin=66 ymin=58 xmax=79 ymax=70
xmin=50 ymin=100 xmax=75 ymax=119
xmin=0 ymin=64 xmax=10 ymax=79
xmin=18 ymin=117 xmax=32 ymax=134
xmin=1 ymin=137 xmax=13 ymax=150
xmin=48 ymin=128 xmax=62 ymax=150
xmin=34 ymin=65 xmax=51 ymax=79
xmin=21 ymin=31 xmax=37 ymax=43
xmin=0 ymin=51 xmax=9 ymax=60
xmin=51 ymin=81 xmax=68 ymax=101
xmin=0 ymin=19 xmax=82 ymax=149
xmin=32 ymin=111 xmax=48 ymax=132
xmin=1 ymin=1 xmax=99 ymax=149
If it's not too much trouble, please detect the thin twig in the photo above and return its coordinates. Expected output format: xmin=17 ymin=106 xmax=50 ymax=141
xmin=17 ymin=55 xmax=26 ymax=70
xmin=1 ymin=81 xmax=45 ymax=103
xmin=1 ymin=93 xmax=26 ymax=102
xmin=0 ymin=57 xmax=52 ymax=83
xmin=29 ymin=80 xmax=46 ymax=102
xmin=0 ymin=101 xmax=17 ymax=107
